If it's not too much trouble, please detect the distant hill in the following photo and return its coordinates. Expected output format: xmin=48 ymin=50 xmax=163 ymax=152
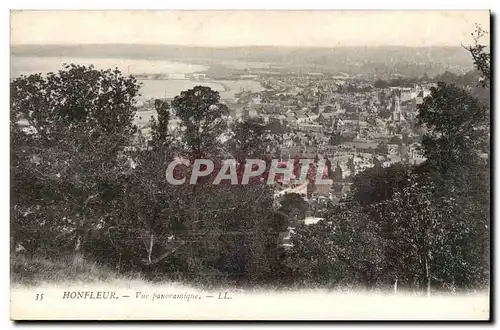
xmin=11 ymin=44 xmax=474 ymax=78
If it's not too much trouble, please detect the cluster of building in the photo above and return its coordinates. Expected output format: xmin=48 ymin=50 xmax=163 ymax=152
xmin=132 ymin=71 xmax=435 ymax=240
xmin=229 ymin=74 xmax=431 ymax=173
xmin=229 ymin=73 xmax=434 ymax=245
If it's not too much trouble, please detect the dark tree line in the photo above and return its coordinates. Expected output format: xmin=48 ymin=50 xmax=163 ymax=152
xmin=10 ymin=67 xmax=289 ymax=286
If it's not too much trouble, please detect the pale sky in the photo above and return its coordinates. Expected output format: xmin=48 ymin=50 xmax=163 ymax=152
xmin=10 ymin=10 xmax=490 ymax=47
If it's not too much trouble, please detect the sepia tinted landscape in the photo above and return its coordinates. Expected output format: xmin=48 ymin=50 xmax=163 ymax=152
xmin=10 ymin=11 xmax=490 ymax=320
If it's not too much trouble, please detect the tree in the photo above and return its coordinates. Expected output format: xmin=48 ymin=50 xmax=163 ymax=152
xmin=389 ymin=136 xmax=402 ymax=146
xmin=376 ymin=142 xmax=389 ymax=155
xmin=408 ymin=50 xmax=490 ymax=292
xmin=152 ymin=87 xmax=284 ymax=284
xmin=376 ymin=163 xmax=488 ymax=294
xmin=11 ymin=64 xmax=140 ymax=253
xmin=278 ymin=193 xmax=308 ymax=225
xmin=171 ymin=86 xmax=228 ymax=161
xmin=373 ymin=171 xmax=444 ymax=295
xmin=374 ymin=79 xmax=389 ymax=89
xmin=464 ymin=24 xmax=490 ymax=87
xmin=433 ymin=71 xmax=459 ymax=85
xmin=417 ymin=82 xmax=488 ymax=173
xmin=332 ymin=163 xmax=343 ymax=182
xmin=329 ymin=133 xmax=346 ymax=146
xmin=286 ymin=204 xmax=386 ymax=288
xmin=228 ymin=118 xmax=273 ymax=164
xmin=352 ymin=163 xmax=410 ymax=207
xmin=149 ymin=99 xmax=171 ymax=148
xmin=170 ymin=86 xmax=228 ymax=228
xmin=416 ymin=79 xmax=490 ymax=292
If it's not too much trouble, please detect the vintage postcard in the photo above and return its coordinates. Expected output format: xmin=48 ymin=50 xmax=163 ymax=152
xmin=10 ymin=10 xmax=491 ymax=320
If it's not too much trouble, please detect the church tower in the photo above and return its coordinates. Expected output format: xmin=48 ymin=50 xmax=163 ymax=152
xmin=391 ymin=95 xmax=402 ymax=122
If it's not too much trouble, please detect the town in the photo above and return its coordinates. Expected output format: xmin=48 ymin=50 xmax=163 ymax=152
xmin=132 ymin=70 xmax=432 ymax=230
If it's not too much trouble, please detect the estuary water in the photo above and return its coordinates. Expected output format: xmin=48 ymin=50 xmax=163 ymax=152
xmin=11 ymin=56 xmax=263 ymax=101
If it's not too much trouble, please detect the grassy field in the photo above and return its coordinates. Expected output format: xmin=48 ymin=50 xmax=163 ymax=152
xmin=11 ymin=253 xmax=146 ymax=288
xmin=10 ymin=254 xmax=489 ymax=320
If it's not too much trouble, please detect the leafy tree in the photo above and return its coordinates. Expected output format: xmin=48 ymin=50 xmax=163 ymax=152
xmin=332 ymin=163 xmax=343 ymax=182
xmin=376 ymin=142 xmax=389 ymax=155
xmin=170 ymin=86 xmax=228 ymax=228
xmin=410 ymin=57 xmax=490 ymax=292
xmin=286 ymin=204 xmax=386 ymax=288
xmin=464 ymin=24 xmax=490 ymax=87
xmin=374 ymin=79 xmax=389 ymax=89
xmin=328 ymin=133 xmax=347 ymax=146
xmin=278 ymin=193 xmax=309 ymax=225
xmin=228 ymin=117 xmax=273 ymax=164
xmin=370 ymin=171 xmax=441 ymax=294
xmin=376 ymin=164 xmax=487 ymax=293
xmin=142 ymin=87 xmax=284 ymax=284
xmin=417 ymin=82 xmax=488 ymax=173
xmin=351 ymin=163 xmax=410 ymax=207
xmin=171 ymin=86 xmax=228 ymax=160
xmin=149 ymin=99 xmax=171 ymax=148
xmin=265 ymin=120 xmax=288 ymax=134
xmin=11 ymin=64 xmax=140 ymax=253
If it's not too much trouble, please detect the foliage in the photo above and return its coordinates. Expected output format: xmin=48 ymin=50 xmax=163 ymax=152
xmin=388 ymin=136 xmax=402 ymax=145
xmin=285 ymin=204 xmax=386 ymax=288
xmin=228 ymin=118 xmax=273 ymax=163
xmin=171 ymin=86 xmax=228 ymax=160
xmin=374 ymin=79 xmax=389 ymax=89
xmin=417 ymin=82 xmax=489 ymax=171
xmin=375 ymin=142 xmax=389 ymax=155
xmin=11 ymin=64 xmax=140 ymax=253
xmin=464 ymin=24 xmax=490 ymax=87
xmin=278 ymin=193 xmax=308 ymax=225
xmin=433 ymin=70 xmax=482 ymax=87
